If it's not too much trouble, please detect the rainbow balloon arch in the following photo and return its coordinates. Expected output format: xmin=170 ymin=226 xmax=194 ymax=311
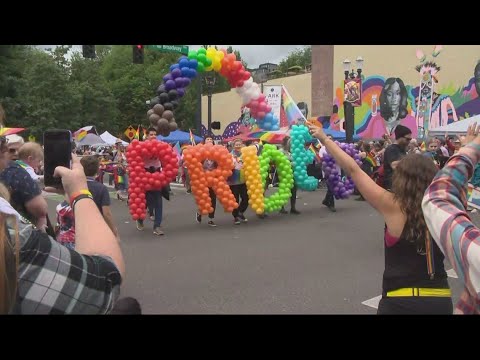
xmin=146 ymin=47 xmax=280 ymax=136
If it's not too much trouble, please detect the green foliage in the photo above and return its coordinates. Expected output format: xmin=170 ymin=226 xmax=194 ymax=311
xmin=0 ymin=44 xmax=250 ymax=139
xmin=278 ymin=46 xmax=311 ymax=74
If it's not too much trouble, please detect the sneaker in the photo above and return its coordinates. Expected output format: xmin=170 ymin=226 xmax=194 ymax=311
xmin=208 ymin=220 xmax=217 ymax=227
xmin=153 ymin=227 xmax=164 ymax=236
xmin=238 ymin=213 xmax=248 ymax=223
xmin=136 ymin=220 xmax=144 ymax=231
xmin=279 ymin=208 xmax=288 ymax=214
xmin=196 ymin=212 xmax=202 ymax=223
xmin=290 ymin=209 xmax=301 ymax=215
xmin=234 ymin=217 xmax=241 ymax=225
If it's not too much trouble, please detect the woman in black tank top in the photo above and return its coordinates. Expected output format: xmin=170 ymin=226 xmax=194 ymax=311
xmin=308 ymin=124 xmax=452 ymax=314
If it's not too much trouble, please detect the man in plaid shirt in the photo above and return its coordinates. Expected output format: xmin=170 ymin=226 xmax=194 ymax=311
xmin=422 ymin=123 xmax=480 ymax=314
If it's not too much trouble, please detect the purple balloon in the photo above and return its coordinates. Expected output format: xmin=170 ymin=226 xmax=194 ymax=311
xmin=176 ymin=87 xmax=186 ymax=97
xmin=171 ymin=68 xmax=182 ymax=79
xmin=165 ymin=80 xmax=176 ymax=91
xmin=174 ymin=77 xmax=184 ymax=88
xmin=183 ymin=77 xmax=191 ymax=87
xmin=163 ymin=73 xmax=173 ymax=83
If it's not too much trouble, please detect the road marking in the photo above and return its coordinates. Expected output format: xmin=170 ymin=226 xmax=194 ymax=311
xmin=361 ymin=295 xmax=381 ymax=309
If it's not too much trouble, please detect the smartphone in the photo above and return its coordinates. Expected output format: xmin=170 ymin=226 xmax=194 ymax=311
xmin=43 ymin=130 xmax=73 ymax=188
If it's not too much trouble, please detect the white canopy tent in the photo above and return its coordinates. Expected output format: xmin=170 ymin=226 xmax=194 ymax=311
xmin=100 ymin=131 xmax=128 ymax=146
xmin=428 ymin=114 xmax=480 ymax=136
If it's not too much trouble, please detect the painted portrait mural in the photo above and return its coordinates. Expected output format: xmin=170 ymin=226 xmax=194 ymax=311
xmin=325 ymin=64 xmax=480 ymax=140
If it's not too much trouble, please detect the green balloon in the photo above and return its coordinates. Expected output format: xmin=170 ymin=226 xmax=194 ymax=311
xmin=205 ymin=58 xmax=212 ymax=67
xmin=197 ymin=54 xmax=207 ymax=64
xmin=188 ymin=50 xmax=197 ymax=60
xmin=197 ymin=62 xmax=205 ymax=73
xmin=198 ymin=48 xmax=207 ymax=55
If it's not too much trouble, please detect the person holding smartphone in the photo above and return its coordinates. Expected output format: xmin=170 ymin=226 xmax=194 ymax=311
xmin=0 ymin=143 xmax=125 ymax=314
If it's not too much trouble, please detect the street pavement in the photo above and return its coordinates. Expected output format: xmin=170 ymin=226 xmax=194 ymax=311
xmin=46 ymin=186 xmax=466 ymax=314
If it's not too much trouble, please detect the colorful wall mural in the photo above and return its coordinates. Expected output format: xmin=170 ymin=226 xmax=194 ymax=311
xmin=323 ymin=67 xmax=480 ymax=139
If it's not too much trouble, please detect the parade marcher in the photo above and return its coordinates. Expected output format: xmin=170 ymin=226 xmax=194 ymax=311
xmin=112 ymin=139 xmax=128 ymax=201
xmin=319 ymin=135 xmax=337 ymax=212
xmin=309 ymin=123 xmax=452 ymax=315
xmin=228 ymin=138 xmax=248 ymax=225
xmin=279 ymin=137 xmax=300 ymax=215
xmin=136 ymin=128 xmax=164 ymax=236
xmin=195 ymin=136 xmax=218 ymax=227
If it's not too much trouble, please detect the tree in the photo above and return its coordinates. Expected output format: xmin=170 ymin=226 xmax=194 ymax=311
xmin=278 ymin=46 xmax=311 ymax=74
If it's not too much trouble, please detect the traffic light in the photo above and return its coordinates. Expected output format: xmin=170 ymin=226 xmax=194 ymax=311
xmin=82 ymin=45 xmax=96 ymax=59
xmin=133 ymin=45 xmax=144 ymax=64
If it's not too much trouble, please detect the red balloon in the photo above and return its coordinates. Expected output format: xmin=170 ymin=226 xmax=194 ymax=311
xmin=257 ymin=111 xmax=266 ymax=119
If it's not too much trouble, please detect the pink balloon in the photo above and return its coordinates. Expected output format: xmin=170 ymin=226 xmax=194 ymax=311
xmin=265 ymin=105 xmax=272 ymax=113
xmin=236 ymin=80 xmax=244 ymax=88
xmin=249 ymin=100 xmax=259 ymax=109
xmin=258 ymin=102 xmax=267 ymax=112
xmin=244 ymin=71 xmax=251 ymax=80
xmin=257 ymin=94 xmax=266 ymax=103
xmin=257 ymin=111 xmax=266 ymax=119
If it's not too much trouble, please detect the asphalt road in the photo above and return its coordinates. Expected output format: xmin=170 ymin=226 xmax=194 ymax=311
xmin=46 ymin=186 xmax=466 ymax=314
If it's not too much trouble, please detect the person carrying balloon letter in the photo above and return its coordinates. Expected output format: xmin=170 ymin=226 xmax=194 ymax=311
xmin=195 ymin=137 xmax=218 ymax=227
xmin=319 ymin=135 xmax=337 ymax=212
xmin=279 ymin=137 xmax=300 ymax=215
xmin=228 ymin=139 xmax=249 ymax=225
xmin=135 ymin=128 xmax=165 ymax=236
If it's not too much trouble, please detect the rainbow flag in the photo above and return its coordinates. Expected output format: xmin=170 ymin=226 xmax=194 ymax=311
xmin=281 ymin=85 xmax=306 ymax=126
xmin=420 ymin=141 xmax=426 ymax=152
xmin=308 ymin=144 xmax=321 ymax=162
xmin=365 ymin=152 xmax=379 ymax=167
xmin=189 ymin=129 xmax=196 ymax=145
xmin=134 ymin=125 xmax=141 ymax=140
xmin=173 ymin=141 xmax=182 ymax=160
xmin=75 ymin=130 xmax=88 ymax=142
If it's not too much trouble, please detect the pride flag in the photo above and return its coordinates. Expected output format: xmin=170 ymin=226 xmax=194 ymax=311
xmin=281 ymin=85 xmax=307 ymax=126
xmin=173 ymin=141 xmax=182 ymax=160
xmin=189 ymin=129 xmax=196 ymax=145
xmin=309 ymin=144 xmax=321 ymax=163
xmin=365 ymin=152 xmax=379 ymax=168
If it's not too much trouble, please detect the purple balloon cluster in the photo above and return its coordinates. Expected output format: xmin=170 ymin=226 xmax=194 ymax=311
xmin=321 ymin=142 xmax=363 ymax=200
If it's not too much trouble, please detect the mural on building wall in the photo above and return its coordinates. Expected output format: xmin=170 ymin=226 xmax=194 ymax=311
xmin=326 ymin=47 xmax=480 ymax=139
xmin=327 ymin=72 xmax=479 ymax=139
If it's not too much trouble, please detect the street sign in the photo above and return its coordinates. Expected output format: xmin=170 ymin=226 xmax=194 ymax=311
xmin=146 ymin=45 xmax=189 ymax=55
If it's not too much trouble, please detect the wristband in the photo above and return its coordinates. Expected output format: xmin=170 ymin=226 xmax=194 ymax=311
xmin=72 ymin=194 xmax=93 ymax=210
xmin=70 ymin=189 xmax=93 ymax=207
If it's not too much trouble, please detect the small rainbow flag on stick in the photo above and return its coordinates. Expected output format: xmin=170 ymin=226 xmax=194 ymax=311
xmin=365 ymin=152 xmax=379 ymax=168
xmin=281 ymin=85 xmax=307 ymax=126
xmin=308 ymin=144 xmax=321 ymax=163
xmin=189 ymin=129 xmax=196 ymax=145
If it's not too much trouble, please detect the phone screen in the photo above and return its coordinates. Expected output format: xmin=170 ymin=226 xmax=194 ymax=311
xmin=43 ymin=130 xmax=72 ymax=187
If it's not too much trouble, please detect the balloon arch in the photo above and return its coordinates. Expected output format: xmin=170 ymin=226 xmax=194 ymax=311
xmin=146 ymin=47 xmax=280 ymax=135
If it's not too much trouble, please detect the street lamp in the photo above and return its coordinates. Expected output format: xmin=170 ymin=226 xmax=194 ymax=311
xmin=204 ymin=72 xmax=217 ymax=135
xmin=342 ymin=56 xmax=364 ymax=143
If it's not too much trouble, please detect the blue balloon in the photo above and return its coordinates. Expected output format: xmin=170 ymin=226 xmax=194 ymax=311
xmin=170 ymin=64 xmax=180 ymax=72
xmin=189 ymin=69 xmax=198 ymax=79
xmin=179 ymin=56 xmax=188 ymax=61
xmin=188 ymin=59 xmax=198 ymax=69
xmin=178 ymin=58 xmax=189 ymax=68
xmin=264 ymin=113 xmax=274 ymax=122
xmin=181 ymin=67 xmax=190 ymax=77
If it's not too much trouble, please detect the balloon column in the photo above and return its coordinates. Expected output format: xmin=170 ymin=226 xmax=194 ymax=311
xmin=241 ymin=146 xmax=264 ymax=215
xmin=290 ymin=125 xmax=318 ymax=191
xmin=182 ymin=143 xmax=239 ymax=215
xmin=147 ymin=46 xmax=280 ymax=136
xmin=126 ymin=140 xmax=179 ymax=220
xmin=321 ymin=142 xmax=362 ymax=200
xmin=258 ymin=144 xmax=294 ymax=213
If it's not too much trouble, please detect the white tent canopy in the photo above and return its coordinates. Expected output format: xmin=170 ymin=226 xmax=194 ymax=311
xmin=428 ymin=114 xmax=480 ymax=136
xmin=100 ymin=131 xmax=128 ymax=146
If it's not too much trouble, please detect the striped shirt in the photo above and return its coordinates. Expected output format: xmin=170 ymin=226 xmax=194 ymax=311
xmin=422 ymin=142 xmax=480 ymax=314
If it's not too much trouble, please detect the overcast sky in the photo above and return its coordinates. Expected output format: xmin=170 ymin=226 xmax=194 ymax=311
xmin=38 ymin=45 xmax=306 ymax=68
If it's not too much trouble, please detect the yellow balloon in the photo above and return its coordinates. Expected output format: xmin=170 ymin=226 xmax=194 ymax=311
xmin=213 ymin=61 xmax=222 ymax=72
xmin=205 ymin=65 xmax=214 ymax=72
xmin=216 ymin=51 xmax=225 ymax=60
